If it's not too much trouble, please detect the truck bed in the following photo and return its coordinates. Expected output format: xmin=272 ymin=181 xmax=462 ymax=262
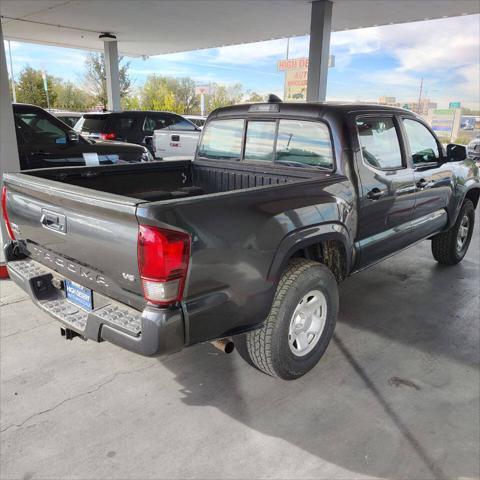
xmin=28 ymin=159 xmax=319 ymax=202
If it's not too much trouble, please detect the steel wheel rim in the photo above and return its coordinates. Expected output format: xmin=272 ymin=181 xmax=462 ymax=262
xmin=288 ymin=289 xmax=327 ymax=357
xmin=456 ymin=214 xmax=470 ymax=252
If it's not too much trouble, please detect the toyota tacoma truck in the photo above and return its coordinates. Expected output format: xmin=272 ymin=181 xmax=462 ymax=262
xmin=2 ymin=101 xmax=479 ymax=380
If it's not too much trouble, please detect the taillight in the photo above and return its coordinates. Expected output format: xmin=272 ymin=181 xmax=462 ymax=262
xmin=137 ymin=225 xmax=190 ymax=306
xmin=1 ymin=186 xmax=15 ymax=240
xmin=100 ymin=132 xmax=116 ymax=140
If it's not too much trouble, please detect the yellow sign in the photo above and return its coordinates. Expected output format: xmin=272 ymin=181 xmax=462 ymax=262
xmin=285 ymin=68 xmax=308 ymax=102
xmin=278 ymin=56 xmax=335 ymax=102
xmin=279 ymin=57 xmax=309 ymax=102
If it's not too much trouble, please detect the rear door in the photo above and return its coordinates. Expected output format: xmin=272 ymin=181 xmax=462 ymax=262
xmin=353 ymin=114 xmax=416 ymax=267
xmin=4 ymin=174 xmax=145 ymax=309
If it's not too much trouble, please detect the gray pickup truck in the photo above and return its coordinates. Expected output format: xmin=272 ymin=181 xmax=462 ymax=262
xmin=3 ymin=101 xmax=479 ymax=379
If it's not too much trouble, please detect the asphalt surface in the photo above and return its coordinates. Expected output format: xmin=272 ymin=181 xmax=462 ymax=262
xmin=1 ymin=211 xmax=479 ymax=480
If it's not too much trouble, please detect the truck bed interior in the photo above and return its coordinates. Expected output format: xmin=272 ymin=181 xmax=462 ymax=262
xmin=28 ymin=159 xmax=319 ymax=202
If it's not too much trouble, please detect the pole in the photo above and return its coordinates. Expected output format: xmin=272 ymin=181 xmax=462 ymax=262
xmin=104 ymin=39 xmax=121 ymax=111
xmin=7 ymin=41 xmax=16 ymax=103
xmin=417 ymin=77 xmax=423 ymax=115
xmin=200 ymin=93 xmax=205 ymax=117
xmin=42 ymin=70 xmax=50 ymax=109
xmin=306 ymin=0 xmax=333 ymax=102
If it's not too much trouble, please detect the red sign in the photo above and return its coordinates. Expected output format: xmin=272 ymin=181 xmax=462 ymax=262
xmin=277 ymin=57 xmax=309 ymax=72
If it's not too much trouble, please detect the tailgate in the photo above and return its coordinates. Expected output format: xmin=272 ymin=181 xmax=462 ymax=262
xmin=3 ymin=172 xmax=145 ymax=310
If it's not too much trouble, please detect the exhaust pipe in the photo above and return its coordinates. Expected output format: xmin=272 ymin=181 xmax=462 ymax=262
xmin=211 ymin=338 xmax=235 ymax=354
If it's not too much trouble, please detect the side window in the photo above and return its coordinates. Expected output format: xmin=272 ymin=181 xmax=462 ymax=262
xmin=168 ymin=115 xmax=196 ymax=131
xmin=112 ymin=115 xmax=136 ymax=131
xmin=357 ymin=117 xmax=403 ymax=169
xmin=143 ymin=115 xmax=171 ymax=133
xmin=197 ymin=119 xmax=244 ymax=161
xmin=14 ymin=111 xmax=67 ymax=145
xmin=276 ymin=120 xmax=334 ymax=169
xmin=244 ymin=121 xmax=276 ymax=162
xmin=403 ymin=118 xmax=440 ymax=165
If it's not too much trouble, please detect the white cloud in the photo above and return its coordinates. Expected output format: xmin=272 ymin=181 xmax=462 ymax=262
xmin=330 ymin=15 xmax=480 ymax=106
xmin=158 ymin=36 xmax=309 ymax=67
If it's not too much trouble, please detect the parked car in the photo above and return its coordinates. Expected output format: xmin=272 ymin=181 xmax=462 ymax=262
xmin=3 ymin=101 xmax=479 ymax=380
xmin=13 ymin=104 xmax=153 ymax=170
xmin=52 ymin=111 xmax=83 ymax=128
xmin=467 ymin=136 xmax=480 ymax=163
xmin=184 ymin=115 xmax=207 ymax=128
xmin=74 ymin=110 xmax=201 ymax=158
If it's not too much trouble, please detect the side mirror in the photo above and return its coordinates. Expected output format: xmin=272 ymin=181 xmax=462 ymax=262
xmin=446 ymin=143 xmax=467 ymax=162
xmin=68 ymin=130 xmax=79 ymax=144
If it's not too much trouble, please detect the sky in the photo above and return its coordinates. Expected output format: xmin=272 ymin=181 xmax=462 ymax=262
xmin=4 ymin=14 xmax=480 ymax=109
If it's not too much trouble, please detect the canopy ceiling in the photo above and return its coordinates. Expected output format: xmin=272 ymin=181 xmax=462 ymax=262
xmin=1 ymin=0 xmax=479 ymax=57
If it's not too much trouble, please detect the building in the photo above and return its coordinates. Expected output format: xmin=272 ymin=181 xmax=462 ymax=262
xmin=378 ymin=96 xmax=397 ymax=106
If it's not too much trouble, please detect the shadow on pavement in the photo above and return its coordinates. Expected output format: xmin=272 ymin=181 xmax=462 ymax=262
xmin=159 ymin=229 xmax=479 ymax=479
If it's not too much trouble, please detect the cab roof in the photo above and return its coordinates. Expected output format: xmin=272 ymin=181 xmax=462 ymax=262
xmin=210 ymin=101 xmax=415 ymax=120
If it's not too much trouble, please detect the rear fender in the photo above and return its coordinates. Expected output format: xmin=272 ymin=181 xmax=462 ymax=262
xmin=267 ymin=223 xmax=353 ymax=284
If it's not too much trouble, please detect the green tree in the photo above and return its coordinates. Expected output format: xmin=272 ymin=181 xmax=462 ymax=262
xmin=244 ymin=91 xmax=265 ymax=103
xmin=16 ymin=66 xmax=57 ymax=108
xmin=208 ymin=83 xmax=243 ymax=112
xmin=83 ymin=52 xmax=132 ymax=109
xmin=174 ymin=77 xmax=199 ymax=114
xmin=140 ymin=75 xmax=177 ymax=111
xmin=121 ymin=93 xmax=141 ymax=110
xmin=53 ymin=81 xmax=93 ymax=111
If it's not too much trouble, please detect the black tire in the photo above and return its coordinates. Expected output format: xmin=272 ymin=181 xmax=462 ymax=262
xmin=242 ymin=258 xmax=339 ymax=380
xmin=431 ymin=199 xmax=475 ymax=265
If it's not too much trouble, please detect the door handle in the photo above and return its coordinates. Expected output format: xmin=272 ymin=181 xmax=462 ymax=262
xmin=416 ymin=178 xmax=433 ymax=189
xmin=366 ymin=188 xmax=385 ymax=200
xmin=40 ymin=210 xmax=66 ymax=233
xmin=171 ymin=135 xmax=180 ymax=142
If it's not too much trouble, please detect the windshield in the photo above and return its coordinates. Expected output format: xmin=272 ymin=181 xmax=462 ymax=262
xmin=14 ymin=110 xmax=69 ymax=145
xmin=76 ymin=115 xmax=108 ymax=133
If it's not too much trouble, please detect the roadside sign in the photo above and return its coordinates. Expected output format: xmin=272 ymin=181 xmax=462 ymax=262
xmin=278 ymin=56 xmax=335 ymax=102
xmin=195 ymin=85 xmax=210 ymax=95
xmin=427 ymin=108 xmax=461 ymax=142
xmin=449 ymin=101 xmax=461 ymax=109
xmin=277 ymin=55 xmax=334 ymax=72
xmin=277 ymin=57 xmax=309 ymax=72
xmin=285 ymin=69 xmax=308 ymax=102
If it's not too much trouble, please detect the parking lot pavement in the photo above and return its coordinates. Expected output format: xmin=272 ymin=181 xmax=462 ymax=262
xmin=1 ymin=214 xmax=479 ymax=480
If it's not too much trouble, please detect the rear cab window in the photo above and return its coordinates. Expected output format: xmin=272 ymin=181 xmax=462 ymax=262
xmin=198 ymin=117 xmax=334 ymax=170
xmin=244 ymin=121 xmax=276 ymax=162
xmin=276 ymin=120 xmax=333 ymax=169
xmin=198 ymin=119 xmax=244 ymax=160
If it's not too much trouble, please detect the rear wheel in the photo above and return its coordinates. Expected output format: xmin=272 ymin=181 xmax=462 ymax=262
xmin=431 ymin=199 xmax=475 ymax=265
xmin=241 ymin=258 xmax=338 ymax=380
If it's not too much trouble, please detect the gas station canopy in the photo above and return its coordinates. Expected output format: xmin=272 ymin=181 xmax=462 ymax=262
xmin=1 ymin=0 xmax=479 ymax=57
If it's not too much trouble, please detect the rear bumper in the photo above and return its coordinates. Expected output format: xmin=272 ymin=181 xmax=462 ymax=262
xmin=7 ymin=259 xmax=185 ymax=357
